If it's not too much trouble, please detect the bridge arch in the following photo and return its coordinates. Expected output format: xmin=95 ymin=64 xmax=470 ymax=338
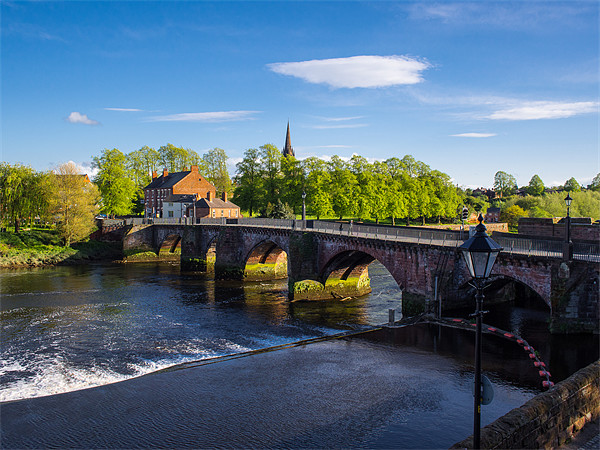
xmin=243 ymin=239 xmax=288 ymax=281
xmin=484 ymin=274 xmax=550 ymax=311
xmin=159 ymin=234 xmax=182 ymax=256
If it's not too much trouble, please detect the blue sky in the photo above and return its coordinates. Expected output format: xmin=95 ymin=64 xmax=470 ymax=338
xmin=2 ymin=0 xmax=598 ymax=188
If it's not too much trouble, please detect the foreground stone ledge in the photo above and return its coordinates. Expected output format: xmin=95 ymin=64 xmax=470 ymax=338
xmin=451 ymin=360 xmax=599 ymax=449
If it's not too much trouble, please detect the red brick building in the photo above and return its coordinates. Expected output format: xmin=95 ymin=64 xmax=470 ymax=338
xmin=144 ymin=166 xmax=216 ymax=217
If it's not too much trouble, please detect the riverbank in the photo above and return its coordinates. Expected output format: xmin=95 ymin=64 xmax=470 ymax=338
xmin=0 ymin=229 xmax=122 ymax=268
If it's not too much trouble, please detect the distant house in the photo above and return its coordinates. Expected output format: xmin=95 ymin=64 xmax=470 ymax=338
xmin=485 ymin=207 xmax=501 ymax=223
xmin=162 ymin=194 xmax=198 ymax=218
xmin=187 ymin=191 xmax=241 ymax=219
xmin=143 ymin=166 xmax=216 ymax=218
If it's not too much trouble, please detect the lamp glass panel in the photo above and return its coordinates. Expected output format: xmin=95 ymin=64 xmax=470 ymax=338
xmin=484 ymin=251 xmax=499 ymax=278
xmin=471 ymin=252 xmax=490 ymax=279
xmin=461 ymin=249 xmax=475 ymax=278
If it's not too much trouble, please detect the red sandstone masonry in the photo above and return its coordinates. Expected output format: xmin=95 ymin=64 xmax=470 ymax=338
xmin=451 ymin=360 xmax=600 ymax=449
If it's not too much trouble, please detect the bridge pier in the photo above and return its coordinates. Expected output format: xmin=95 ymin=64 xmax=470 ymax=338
xmin=549 ymin=261 xmax=599 ymax=334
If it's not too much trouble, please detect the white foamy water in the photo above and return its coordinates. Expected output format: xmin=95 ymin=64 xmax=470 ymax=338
xmin=0 ymin=262 xmax=400 ymax=402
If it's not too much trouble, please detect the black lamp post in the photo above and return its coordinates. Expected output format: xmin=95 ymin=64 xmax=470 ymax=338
xmin=302 ymin=191 xmax=307 ymax=227
xmin=564 ymin=193 xmax=573 ymax=260
xmin=458 ymin=214 xmax=502 ymax=449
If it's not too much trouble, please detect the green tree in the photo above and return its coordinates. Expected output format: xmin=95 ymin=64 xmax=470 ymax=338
xmin=500 ymin=204 xmax=528 ymax=230
xmin=526 ymin=174 xmax=545 ymax=196
xmin=259 ymin=144 xmax=282 ymax=207
xmin=203 ymin=147 xmax=233 ymax=195
xmin=280 ymin=155 xmax=304 ymax=214
xmin=588 ymin=173 xmax=600 ymax=191
xmin=92 ymin=148 xmax=137 ymax=217
xmin=494 ymin=171 xmax=517 ymax=197
xmin=0 ymin=163 xmax=38 ymax=232
xmin=387 ymin=177 xmax=408 ymax=225
xmin=329 ymin=156 xmax=358 ymax=219
xmin=50 ymin=162 xmax=99 ymax=246
xmin=234 ymin=148 xmax=262 ymax=217
xmin=304 ymin=157 xmax=333 ymax=219
xmin=564 ymin=177 xmax=581 ymax=192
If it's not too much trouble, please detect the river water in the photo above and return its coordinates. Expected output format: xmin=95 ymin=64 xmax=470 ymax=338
xmin=1 ymin=261 xmax=597 ymax=448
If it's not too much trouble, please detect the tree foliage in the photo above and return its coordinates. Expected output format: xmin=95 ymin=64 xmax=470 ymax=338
xmin=526 ymin=174 xmax=545 ymax=196
xmin=50 ymin=162 xmax=99 ymax=246
xmin=92 ymin=148 xmax=137 ymax=217
xmin=202 ymin=147 xmax=232 ymax=195
xmin=564 ymin=177 xmax=581 ymax=192
xmin=494 ymin=171 xmax=517 ymax=197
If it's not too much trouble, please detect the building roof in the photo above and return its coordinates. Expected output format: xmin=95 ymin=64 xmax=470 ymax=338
xmin=164 ymin=194 xmax=197 ymax=203
xmin=192 ymin=198 xmax=240 ymax=209
xmin=283 ymin=121 xmax=295 ymax=158
xmin=144 ymin=171 xmax=191 ymax=189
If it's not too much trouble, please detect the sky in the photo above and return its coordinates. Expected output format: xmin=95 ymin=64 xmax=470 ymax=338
xmin=1 ymin=0 xmax=598 ymax=189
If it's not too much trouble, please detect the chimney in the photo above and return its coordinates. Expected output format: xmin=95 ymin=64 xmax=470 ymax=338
xmin=190 ymin=165 xmax=198 ymax=172
xmin=207 ymin=191 xmax=213 ymax=202
xmin=152 ymin=171 xmax=157 ymax=180
xmin=222 ymin=192 xmax=228 ymax=202
xmin=162 ymin=168 xmax=168 ymax=177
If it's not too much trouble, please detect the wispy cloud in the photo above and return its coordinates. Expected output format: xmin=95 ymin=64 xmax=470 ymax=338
xmin=104 ymin=107 xmax=143 ymax=112
xmin=66 ymin=112 xmax=100 ymax=126
xmin=487 ymin=101 xmax=598 ymax=121
xmin=451 ymin=133 xmax=497 ymax=138
xmin=407 ymin=2 xmax=592 ymax=29
xmin=310 ymin=123 xmax=369 ymax=130
xmin=311 ymin=115 xmax=365 ymax=122
xmin=268 ymin=55 xmax=430 ymax=89
xmin=5 ymin=22 xmax=67 ymax=43
xmin=146 ymin=111 xmax=261 ymax=123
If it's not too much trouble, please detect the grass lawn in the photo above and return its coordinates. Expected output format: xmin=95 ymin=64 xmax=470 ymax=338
xmin=0 ymin=228 xmax=122 ymax=268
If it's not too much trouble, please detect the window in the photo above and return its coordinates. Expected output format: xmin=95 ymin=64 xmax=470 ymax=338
xmin=235 ymin=210 xmax=238 ymax=217
xmin=168 ymin=211 xmax=174 ymax=218
xmin=221 ymin=209 xmax=224 ymax=217
xmin=212 ymin=209 xmax=216 ymax=218
xmin=168 ymin=202 xmax=173 ymax=207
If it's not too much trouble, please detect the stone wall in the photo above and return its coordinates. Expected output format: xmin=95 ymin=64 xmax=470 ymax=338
xmin=519 ymin=217 xmax=599 ymax=241
xmin=451 ymin=360 xmax=600 ymax=449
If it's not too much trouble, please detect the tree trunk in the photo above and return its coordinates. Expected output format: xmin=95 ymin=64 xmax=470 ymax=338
xmin=392 ymin=217 xmax=396 ymax=226
xmin=406 ymin=217 xmax=410 ymax=226
xmin=14 ymin=218 xmax=20 ymax=234
xmin=421 ymin=216 xmax=425 ymax=225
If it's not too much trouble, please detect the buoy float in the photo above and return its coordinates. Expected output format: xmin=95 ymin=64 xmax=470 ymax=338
xmin=503 ymin=333 xmax=514 ymax=338
xmin=523 ymin=346 xmax=531 ymax=351
xmin=516 ymin=339 xmax=524 ymax=344
xmin=542 ymin=381 xmax=554 ymax=388
xmin=488 ymin=327 xmax=497 ymax=332
xmin=534 ymin=361 xmax=546 ymax=367
xmin=529 ymin=353 xmax=536 ymax=359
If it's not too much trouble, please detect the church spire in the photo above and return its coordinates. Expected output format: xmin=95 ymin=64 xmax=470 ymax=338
xmin=283 ymin=121 xmax=295 ymax=158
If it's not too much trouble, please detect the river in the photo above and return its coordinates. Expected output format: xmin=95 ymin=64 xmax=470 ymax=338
xmin=1 ymin=261 xmax=597 ymax=448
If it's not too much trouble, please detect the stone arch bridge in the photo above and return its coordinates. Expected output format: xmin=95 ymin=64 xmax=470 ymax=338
xmin=118 ymin=219 xmax=599 ymax=334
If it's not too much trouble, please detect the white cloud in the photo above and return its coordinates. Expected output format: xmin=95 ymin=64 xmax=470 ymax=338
xmin=487 ymin=101 xmax=598 ymax=121
xmin=451 ymin=133 xmax=497 ymax=138
xmin=268 ymin=55 xmax=430 ymax=89
xmin=104 ymin=107 xmax=143 ymax=112
xmin=66 ymin=112 xmax=100 ymax=126
xmin=66 ymin=161 xmax=98 ymax=179
xmin=146 ymin=111 xmax=261 ymax=122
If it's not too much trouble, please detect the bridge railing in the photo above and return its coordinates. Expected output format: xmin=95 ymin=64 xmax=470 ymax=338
xmin=105 ymin=217 xmax=599 ymax=260
xmin=492 ymin=236 xmax=570 ymax=259
xmin=573 ymin=242 xmax=600 ymax=262
xmin=309 ymin=220 xmax=462 ymax=247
